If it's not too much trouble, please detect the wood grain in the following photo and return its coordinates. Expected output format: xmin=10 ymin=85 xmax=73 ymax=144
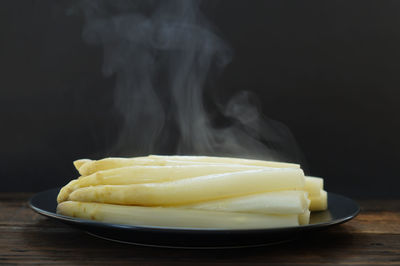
xmin=0 ymin=194 xmax=399 ymax=265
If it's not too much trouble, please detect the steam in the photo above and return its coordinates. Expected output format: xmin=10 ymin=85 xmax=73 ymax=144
xmin=75 ymin=0 xmax=304 ymax=163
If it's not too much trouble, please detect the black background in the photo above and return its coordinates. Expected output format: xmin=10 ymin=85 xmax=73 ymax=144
xmin=1 ymin=0 xmax=399 ymax=197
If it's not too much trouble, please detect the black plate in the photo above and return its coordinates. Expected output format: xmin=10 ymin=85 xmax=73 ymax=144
xmin=29 ymin=188 xmax=359 ymax=248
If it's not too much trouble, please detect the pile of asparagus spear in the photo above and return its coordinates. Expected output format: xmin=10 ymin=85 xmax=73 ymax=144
xmin=57 ymin=155 xmax=327 ymax=229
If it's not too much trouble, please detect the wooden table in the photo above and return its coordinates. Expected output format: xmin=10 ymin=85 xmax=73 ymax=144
xmin=1 ymin=193 xmax=399 ymax=265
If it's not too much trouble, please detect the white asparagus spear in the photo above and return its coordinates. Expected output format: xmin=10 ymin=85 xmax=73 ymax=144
xmin=148 ymin=155 xmax=300 ymax=169
xmin=299 ymin=196 xmax=311 ymax=225
xmin=57 ymin=164 xmax=264 ymax=203
xmin=57 ymin=201 xmax=300 ymax=229
xmin=68 ymin=168 xmax=305 ymax=206
xmin=73 ymin=159 xmax=91 ymax=171
xmin=180 ymin=190 xmax=309 ymax=214
xmin=77 ymin=157 xmax=156 ymax=176
xmin=57 ymin=179 xmax=79 ymax=203
xmin=309 ymin=190 xmax=328 ymax=211
xmin=77 ymin=155 xmax=300 ymax=176
xmin=298 ymin=210 xmax=311 ymax=225
xmin=304 ymin=176 xmax=324 ymax=196
xmin=77 ymin=157 xmax=243 ymax=176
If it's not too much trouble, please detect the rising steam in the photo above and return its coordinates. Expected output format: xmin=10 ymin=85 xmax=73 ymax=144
xmin=74 ymin=0 xmax=304 ymax=163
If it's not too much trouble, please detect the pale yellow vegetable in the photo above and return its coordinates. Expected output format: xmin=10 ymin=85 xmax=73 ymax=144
xmin=77 ymin=155 xmax=300 ymax=176
xmin=68 ymin=168 xmax=306 ymax=206
xmin=309 ymin=190 xmax=328 ymax=211
xmin=298 ymin=196 xmax=311 ymax=225
xmin=77 ymin=157 xmax=151 ymax=176
xmin=298 ymin=210 xmax=310 ymax=225
xmin=73 ymin=159 xmax=91 ymax=171
xmin=57 ymin=201 xmax=300 ymax=229
xmin=77 ymin=157 xmax=238 ymax=176
xmin=57 ymin=179 xmax=79 ymax=203
xmin=149 ymin=155 xmax=300 ymax=169
xmin=57 ymin=164 xmax=264 ymax=203
xmin=180 ymin=190 xmax=309 ymax=214
xmin=304 ymin=176 xmax=324 ymax=196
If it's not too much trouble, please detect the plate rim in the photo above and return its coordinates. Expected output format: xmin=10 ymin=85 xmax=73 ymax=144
xmin=28 ymin=188 xmax=360 ymax=233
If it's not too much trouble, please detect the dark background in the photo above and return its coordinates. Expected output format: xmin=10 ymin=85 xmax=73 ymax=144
xmin=1 ymin=0 xmax=399 ymax=197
